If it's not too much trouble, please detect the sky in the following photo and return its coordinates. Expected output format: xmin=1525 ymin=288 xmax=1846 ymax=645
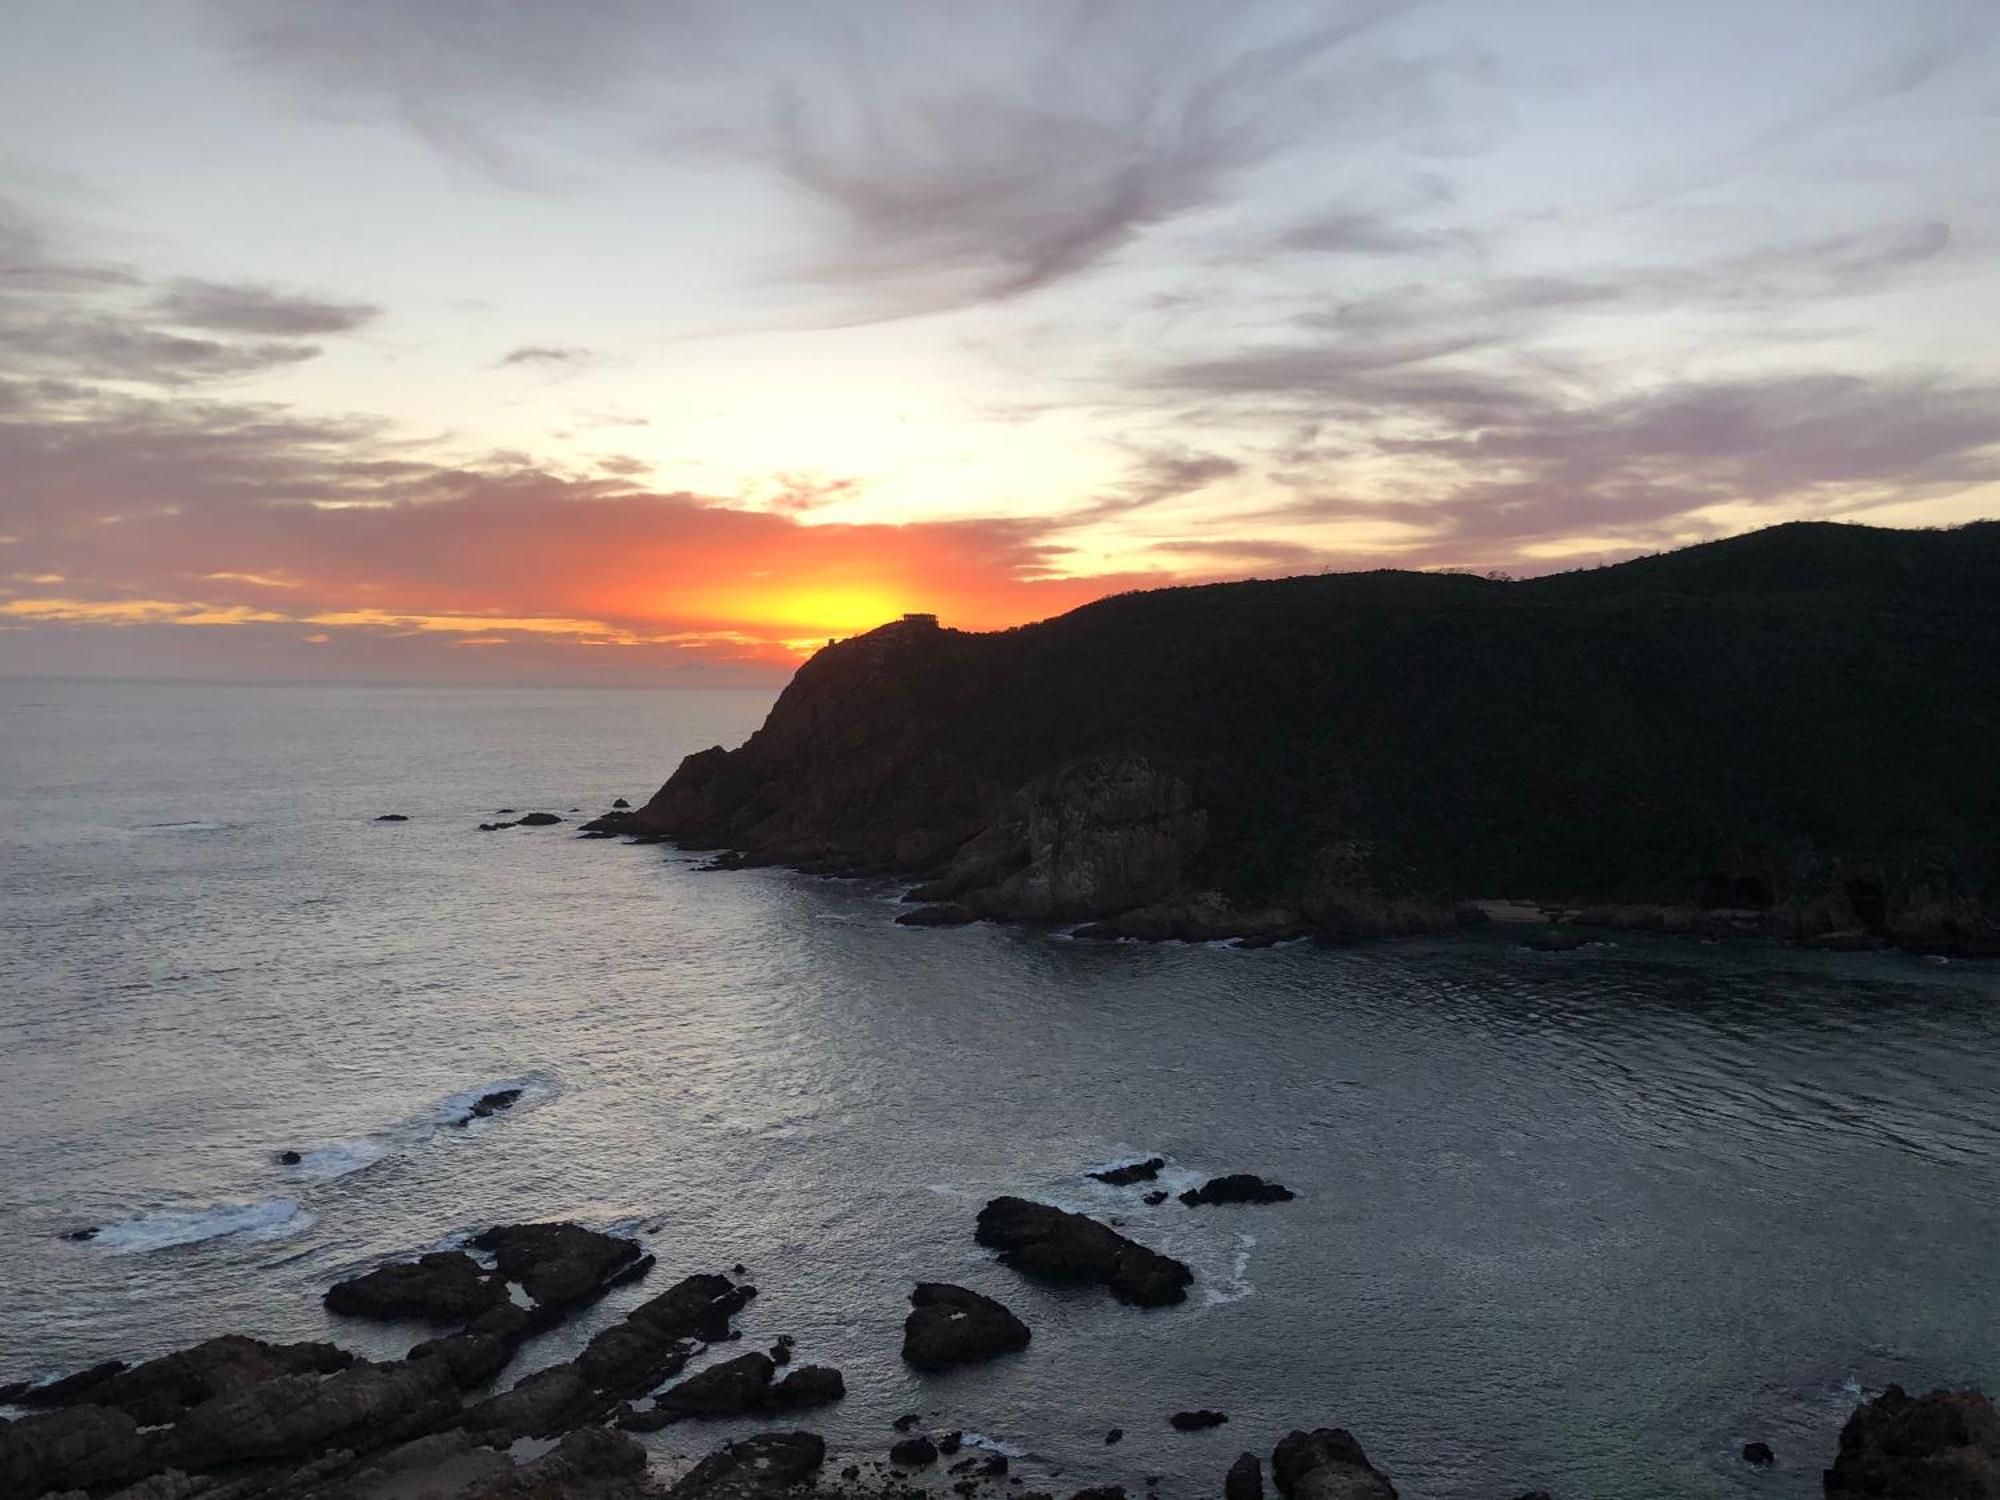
xmin=2 ymin=0 xmax=1997 ymax=683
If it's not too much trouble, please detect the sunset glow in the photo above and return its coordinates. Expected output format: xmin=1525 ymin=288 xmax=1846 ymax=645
xmin=3 ymin=1 xmax=1998 ymax=681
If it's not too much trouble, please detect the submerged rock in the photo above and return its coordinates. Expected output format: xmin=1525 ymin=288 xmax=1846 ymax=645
xmin=1740 ymin=1440 xmax=1774 ymax=1466
xmin=468 ymin=1086 xmax=524 ymax=1119
xmin=1172 ymin=1410 xmax=1229 ymax=1430
xmin=375 ymin=814 xmax=409 ymax=822
xmin=975 ymin=1196 xmax=1193 ymax=1307
xmin=1824 ymin=1384 xmax=2000 ymax=1500
xmin=1092 ymin=1157 xmax=1166 ymax=1186
xmin=516 ymin=811 xmax=564 ymax=826
xmin=902 ymin=1282 xmax=1032 ymax=1371
xmin=1179 ymin=1175 xmax=1295 ymax=1207
xmin=897 ymin=902 xmax=978 ymax=927
xmin=891 ymin=1436 xmax=940 ymax=1468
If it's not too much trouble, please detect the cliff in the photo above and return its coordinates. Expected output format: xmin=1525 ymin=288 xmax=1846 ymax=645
xmin=607 ymin=521 xmax=2000 ymax=952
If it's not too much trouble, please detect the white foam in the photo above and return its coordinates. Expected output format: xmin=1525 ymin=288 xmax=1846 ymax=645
xmin=1201 ymin=1233 xmax=1258 ymax=1306
xmin=960 ymin=1433 xmax=1028 ymax=1458
xmin=283 ymin=1070 xmax=556 ymax=1182
xmin=91 ymin=1196 xmax=315 ymax=1254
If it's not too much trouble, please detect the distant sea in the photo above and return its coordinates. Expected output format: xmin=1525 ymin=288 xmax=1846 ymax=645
xmin=3 ymin=678 xmax=1997 ymax=1500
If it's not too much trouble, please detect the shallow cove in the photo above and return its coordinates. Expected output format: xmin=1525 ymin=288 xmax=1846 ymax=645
xmin=3 ymin=679 xmax=1996 ymax=1500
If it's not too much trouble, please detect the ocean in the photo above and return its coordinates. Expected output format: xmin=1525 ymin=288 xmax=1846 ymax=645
xmin=3 ymin=678 xmax=1996 ymax=1499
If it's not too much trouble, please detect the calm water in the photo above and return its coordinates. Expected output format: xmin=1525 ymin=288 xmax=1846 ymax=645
xmin=3 ymin=679 xmax=1996 ymax=1500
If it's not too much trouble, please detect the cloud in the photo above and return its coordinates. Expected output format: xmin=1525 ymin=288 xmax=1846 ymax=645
xmin=0 ymin=373 xmax=1168 ymax=679
xmin=151 ymin=278 xmax=379 ymax=336
xmin=1274 ymin=370 xmax=2000 ymax=558
xmin=1 ymin=200 xmax=357 ymax=385
xmin=498 ymin=344 xmax=594 ymax=368
xmin=221 ymin=0 xmax=1463 ymax=319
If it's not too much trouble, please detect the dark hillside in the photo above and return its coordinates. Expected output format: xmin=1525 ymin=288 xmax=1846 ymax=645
xmin=605 ymin=522 xmax=2000 ymax=951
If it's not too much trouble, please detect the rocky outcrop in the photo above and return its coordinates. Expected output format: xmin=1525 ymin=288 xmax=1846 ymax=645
xmin=907 ymin=756 xmax=1206 ymax=922
xmin=576 ymin=1274 xmax=757 ymax=1397
xmin=471 ymin=1221 xmax=648 ymax=1316
xmin=1823 ymin=1384 xmax=2000 ymax=1499
xmin=975 ymin=1197 xmax=1192 ymax=1307
xmin=619 ymin=1352 xmax=845 ymax=1430
xmin=1180 ymin=1176 xmax=1295 ymax=1207
xmin=667 ymin=1432 xmax=827 ymax=1500
xmin=1271 ymin=1429 xmax=1398 ymax=1500
xmin=1227 ymin=1453 xmax=1264 ymax=1500
xmin=1092 ymin=1158 xmax=1165 ymax=1186
xmin=594 ymin=524 xmax=2000 ymax=951
xmin=902 ymin=1282 xmax=1032 ymax=1371
xmin=172 ymin=1353 xmax=460 ymax=1469
xmin=325 ymin=1250 xmax=509 ymax=1323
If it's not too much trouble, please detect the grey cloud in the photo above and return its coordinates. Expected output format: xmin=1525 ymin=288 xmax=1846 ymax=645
xmin=1277 ymin=209 xmax=1468 ymax=257
xmin=1278 ymin=371 xmax=2000 ymax=558
xmin=0 ymin=312 xmax=322 ymax=386
xmin=221 ymin=0 xmax=1467 ymax=319
xmin=498 ymin=345 xmax=594 ymax=368
xmin=1073 ymin=450 xmax=1243 ymax=522
xmin=151 ymin=278 xmax=379 ymax=335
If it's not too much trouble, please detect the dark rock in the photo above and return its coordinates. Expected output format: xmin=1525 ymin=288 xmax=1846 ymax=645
xmin=1173 ymin=1410 xmax=1229 ymax=1430
xmin=1824 ymin=1384 xmax=2000 ymax=1500
xmin=895 ymin=1412 xmax=923 ymax=1431
xmin=613 ymin=798 xmax=632 ymax=809
xmin=1143 ymin=1191 xmax=1168 ymax=1206
xmin=982 ymin=1454 xmax=1010 ymax=1476
xmin=576 ymin=1274 xmax=753 ymax=1396
xmin=497 ymin=809 xmax=517 ymax=815
xmin=897 ymin=902 xmax=977 ymax=927
xmin=408 ymin=1302 xmax=533 ymax=1388
xmin=1271 ymin=1429 xmax=1397 ymax=1500
xmin=1179 ymin=1175 xmax=1295 ymax=1207
xmin=516 ymin=812 xmax=564 ymax=826
xmin=463 ymin=1423 xmax=650 ymax=1498
xmin=771 ymin=1364 xmax=845 ymax=1410
xmin=375 ymin=814 xmax=409 ymax=821
xmin=277 ymin=1149 xmax=302 ymax=1165
xmin=471 ymin=1221 xmax=644 ymax=1313
xmin=768 ymin=1342 xmax=793 ymax=1365
xmin=0 ymin=1402 xmax=157 ymax=1495
xmin=170 ymin=1354 xmax=459 ymax=1470
xmin=667 ymin=1431 xmax=826 ymax=1500
xmin=8 ymin=1358 xmax=126 ymax=1407
xmin=461 ymin=1360 xmax=598 ymax=1441
xmin=1092 ymin=1158 xmax=1166 ymax=1186
xmin=1107 ymin=1429 xmax=1124 ymax=1445
xmin=893 ymin=1437 xmax=941 ymax=1468
xmin=649 ymin=1352 xmax=775 ymax=1420
xmin=1740 ymin=1440 xmax=1774 ymax=1466
xmin=1226 ymin=1452 xmax=1263 ymax=1500
xmin=1522 ymin=926 xmax=1588 ymax=952
xmin=976 ymin=1196 xmax=1192 ymax=1307
xmin=60 ymin=1336 xmax=351 ymax=1427
xmin=903 ymin=1281 xmax=1032 ymax=1370
xmin=1072 ymin=1488 xmax=1129 ymax=1500
xmin=324 ymin=1249 xmax=508 ymax=1323
xmin=60 ymin=1225 xmax=98 ymax=1242
xmin=940 ymin=1432 xmax=964 ymax=1455
xmin=468 ymin=1088 xmax=522 ymax=1118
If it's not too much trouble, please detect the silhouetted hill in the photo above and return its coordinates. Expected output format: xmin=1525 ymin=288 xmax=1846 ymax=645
xmin=606 ymin=521 xmax=2000 ymax=952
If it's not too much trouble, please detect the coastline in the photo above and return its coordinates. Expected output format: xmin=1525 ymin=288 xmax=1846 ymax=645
xmin=7 ymin=1195 xmax=1994 ymax=1500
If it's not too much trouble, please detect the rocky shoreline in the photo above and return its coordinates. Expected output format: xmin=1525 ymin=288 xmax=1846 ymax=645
xmin=6 ymin=1182 xmax=1995 ymax=1500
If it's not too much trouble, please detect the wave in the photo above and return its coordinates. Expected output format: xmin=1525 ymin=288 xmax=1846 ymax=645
xmin=281 ymin=1070 xmax=557 ymax=1182
xmin=88 ymin=1196 xmax=315 ymax=1254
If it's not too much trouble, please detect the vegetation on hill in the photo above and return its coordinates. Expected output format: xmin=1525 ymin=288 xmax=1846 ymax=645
xmin=625 ymin=522 xmax=2000 ymax=950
